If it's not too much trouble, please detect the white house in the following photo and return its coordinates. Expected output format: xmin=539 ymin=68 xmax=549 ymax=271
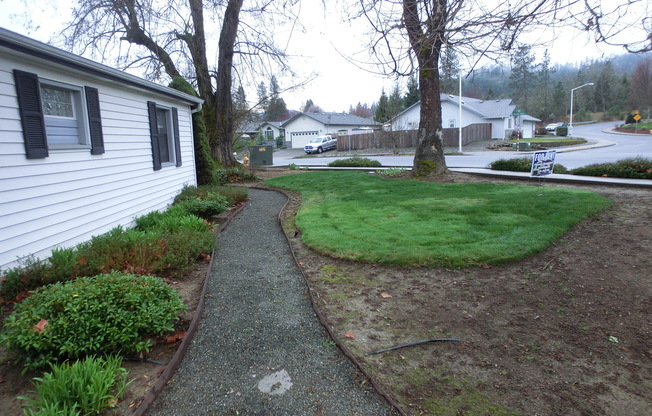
xmin=259 ymin=121 xmax=284 ymax=143
xmin=282 ymin=112 xmax=381 ymax=148
xmin=391 ymin=95 xmax=539 ymax=139
xmin=0 ymin=28 xmax=203 ymax=270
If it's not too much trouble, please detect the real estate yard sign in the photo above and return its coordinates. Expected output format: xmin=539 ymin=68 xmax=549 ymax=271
xmin=531 ymin=150 xmax=557 ymax=177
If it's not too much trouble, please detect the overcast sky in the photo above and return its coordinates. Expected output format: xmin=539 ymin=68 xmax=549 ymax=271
xmin=0 ymin=0 xmax=646 ymax=112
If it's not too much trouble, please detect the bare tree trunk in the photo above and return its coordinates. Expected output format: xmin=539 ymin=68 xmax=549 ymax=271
xmin=213 ymin=0 xmax=243 ymax=167
xmin=414 ymin=64 xmax=447 ymax=176
xmin=403 ymin=0 xmax=448 ymax=176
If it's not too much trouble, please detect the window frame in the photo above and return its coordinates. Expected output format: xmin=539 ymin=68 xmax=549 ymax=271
xmin=39 ymin=78 xmax=91 ymax=150
xmin=13 ymin=69 xmax=105 ymax=159
xmin=147 ymin=101 xmax=182 ymax=171
xmin=156 ymin=105 xmax=175 ymax=166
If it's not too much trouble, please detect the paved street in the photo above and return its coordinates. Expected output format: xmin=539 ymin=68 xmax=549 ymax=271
xmin=268 ymin=121 xmax=651 ymax=170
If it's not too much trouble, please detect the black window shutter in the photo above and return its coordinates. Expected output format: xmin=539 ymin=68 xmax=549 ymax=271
xmin=172 ymin=107 xmax=182 ymax=167
xmin=13 ymin=70 xmax=48 ymax=159
xmin=147 ymin=101 xmax=162 ymax=171
xmin=84 ymin=86 xmax=105 ymax=155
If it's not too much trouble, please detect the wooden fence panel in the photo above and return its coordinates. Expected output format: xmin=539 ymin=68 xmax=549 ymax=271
xmin=336 ymin=123 xmax=491 ymax=151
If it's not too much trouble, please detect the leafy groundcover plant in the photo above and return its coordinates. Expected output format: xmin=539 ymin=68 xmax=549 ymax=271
xmin=19 ymin=355 xmax=130 ymax=416
xmin=0 ymin=271 xmax=185 ymax=371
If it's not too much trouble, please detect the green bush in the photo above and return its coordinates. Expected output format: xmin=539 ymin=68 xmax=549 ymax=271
xmin=174 ymin=195 xmax=228 ymax=219
xmin=174 ymin=184 xmax=247 ymax=207
xmin=571 ymin=157 xmax=652 ymax=179
xmin=556 ymin=126 xmax=568 ymax=136
xmin=489 ymin=157 xmax=533 ymax=172
xmin=74 ymin=226 xmax=214 ymax=277
xmin=19 ymin=355 xmax=130 ymax=415
xmin=489 ymin=157 xmax=569 ymax=174
xmin=536 ymin=127 xmax=548 ymax=136
xmin=214 ymin=167 xmax=260 ymax=184
xmin=327 ymin=157 xmax=382 ymax=168
xmin=0 ymin=225 xmax=214 ymax=301
xmin=1 ymin=272 xmax=186 ymax=371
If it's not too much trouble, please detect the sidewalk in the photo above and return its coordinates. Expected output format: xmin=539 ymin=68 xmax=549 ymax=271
xmin=146 ymin=189 xmax=399 ymax=416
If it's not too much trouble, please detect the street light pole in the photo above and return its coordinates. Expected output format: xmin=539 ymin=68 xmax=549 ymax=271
xmin=569 ymin=82 xmax=594 ymax=136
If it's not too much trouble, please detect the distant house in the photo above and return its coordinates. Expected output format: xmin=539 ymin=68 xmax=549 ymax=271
xmin=0 ymin=28 xmax=203 ymax=270
xmin=259 ymin=121 xmax=284 ymax=143
xmin=281 ymin=112 xmax=381 ymax=148
xmin=391 ymin=95 xmax=540 ymax=139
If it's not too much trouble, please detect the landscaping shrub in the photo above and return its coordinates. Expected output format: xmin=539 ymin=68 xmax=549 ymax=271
xmin=214 ymin=167 xmax=260 ymax=184
xmin=489 ymin=157 xmax=569 ymax=174
xmin=0 ymin=224 xmax=214 ymax=300
xmin=174 ymin=195 xmax=229 ymax=219
xmin=536 ymin=127 xmax=548 ymax=136
xmin=19 ymin=355 xmax=130 ymax=415
xmin=173 ymin=184 xmax=248 ymax=216
xmin=1 ymin=272 xmax=186 ymax=371
xmin=556 ymin=126 xmax=568 ymax=136
xmin=489 ymin=157 xmax=533 ymax=172
xmin=327 ymin=157 xmax=382 ymax=168
xmin=571 ymin=157 xmax=652 ymax=179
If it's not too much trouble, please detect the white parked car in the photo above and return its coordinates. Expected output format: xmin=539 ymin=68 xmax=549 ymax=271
xmin=545 ymin=122 xmax=565 ymax=133
xmin=304 ymin=135 xmax=337 ymax=154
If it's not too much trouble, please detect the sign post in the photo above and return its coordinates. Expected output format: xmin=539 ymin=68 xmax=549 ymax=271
xmin=530 ymin=150 xmax=557 ymax=177
xmin=511 ymin=109 xmax=526 ymax=151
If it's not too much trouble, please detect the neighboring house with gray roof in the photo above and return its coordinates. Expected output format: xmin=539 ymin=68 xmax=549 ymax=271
xmin=282 ymin=112 xmax=381 ymax=148
xmin=391 ymin=95 xmax=540 ymax=139
xmin=0 ymin=28 xmax=203 ymax=270
xmin=259 ymin=121 xmax=283 ymax=142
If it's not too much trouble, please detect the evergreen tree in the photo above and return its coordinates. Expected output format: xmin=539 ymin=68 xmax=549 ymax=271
xmin=593 ymin=61 xmax=617 ymax=112
xmin=257 ymin=81 xmax=268 ymax=112
xmin=387 ymin=83 xmax=405 ymax=120
xmin=534 ymin=50 xmax=554 ymax=120
xmin=552 ymin=81 xmax=567 ymax=121
xmin=440 ymin=46 xmax=460 ymax=94
xmin=264 ymin=76 xmax=288 ymax=121
xmin=303 ymin=99 xmax=314 ymax=112
xmin=404 ymin=74 xmax=420 ymax=107
xmin=375 ymin=89 xmax=389 ymax=122
xmin=509 ymin=44 xmax=536 ymax=113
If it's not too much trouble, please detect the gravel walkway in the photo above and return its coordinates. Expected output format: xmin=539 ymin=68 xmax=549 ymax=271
xmin=147 ymin=188 xmax=398 ymax=416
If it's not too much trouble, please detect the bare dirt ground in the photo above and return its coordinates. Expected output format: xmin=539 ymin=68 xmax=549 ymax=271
xmin=1 ymin=169 xmax=650 ymax=416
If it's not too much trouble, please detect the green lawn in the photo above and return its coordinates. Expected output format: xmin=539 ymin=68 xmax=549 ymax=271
xmin=266 ymin=171 xmax=612 ymax=267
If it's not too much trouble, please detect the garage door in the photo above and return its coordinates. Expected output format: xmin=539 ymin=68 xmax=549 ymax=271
xmin=291 ymin=131 xmax=319 ymax=148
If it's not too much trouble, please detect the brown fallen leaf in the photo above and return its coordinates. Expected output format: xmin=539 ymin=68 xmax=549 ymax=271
xmin=33 ymin=319 xmax=48 ymax=333
xmin=164 ymin=331 xmax=186 ymax=344
xmin=344 ymin=332 xmax=355 ymax=339
xmin=380 ymin=292 xmax=391 ymax=298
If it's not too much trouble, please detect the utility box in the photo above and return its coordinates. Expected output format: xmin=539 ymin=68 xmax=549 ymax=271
xmin=249 ymin=146 xmax=273 ymax=166
xmin=512 ymin=142 xmax=531 ymax=150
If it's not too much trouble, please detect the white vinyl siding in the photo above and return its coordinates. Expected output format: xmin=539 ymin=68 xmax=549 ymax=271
xmin=0 ymin=57 xmax=197 ymax=270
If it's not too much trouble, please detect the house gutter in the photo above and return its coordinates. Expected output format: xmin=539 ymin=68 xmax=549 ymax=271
xmin=0 ymin=28 xmax=203 ymax=107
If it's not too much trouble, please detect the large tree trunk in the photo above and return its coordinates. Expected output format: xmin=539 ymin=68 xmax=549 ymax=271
xmin=213 ymin=0 xmax=244 ymax=167
xmin=414 ymin=63 xmax=447 ymax=176
xmin=403 ymin=0 xmax=448 ymax=177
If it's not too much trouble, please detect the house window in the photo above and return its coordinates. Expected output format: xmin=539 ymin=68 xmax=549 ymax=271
xmin=147 ymin=101 xmax=181 ymax=171
xmin=13 ymin=70 xmax=105 ymax=159
xmin=449 ymin=119 xmax=456 ymax=128
xmin=508 ymin=118 xmax=513 ymax=129
xmin=40 ymin=81 xmax=89 ymax=148
xmin=156 ymin=107 xmax=173 ymax=164
xmin=265 ymin=127 xmax=273 ymax=139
